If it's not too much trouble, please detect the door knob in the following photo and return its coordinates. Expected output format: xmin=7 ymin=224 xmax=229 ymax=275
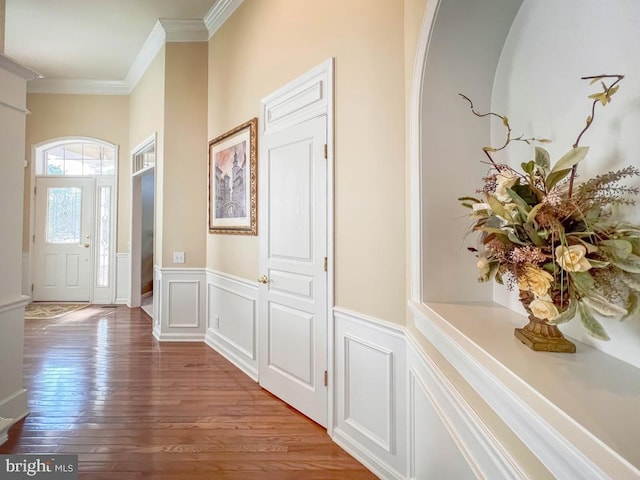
xmin=258 ymin=275 xmax=269 ymax=284
xmin=83 ymin=243 xmax=90 ymax=248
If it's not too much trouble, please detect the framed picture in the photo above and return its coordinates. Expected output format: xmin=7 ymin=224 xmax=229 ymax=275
xmin=208 ymin=118 xmax=258 ymax=235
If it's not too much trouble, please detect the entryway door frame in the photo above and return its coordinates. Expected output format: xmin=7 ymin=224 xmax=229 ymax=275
xmin=129 ymin=133 xmax=157 ymax=309
xmin=28 ymin=136 xmax=119 ymax=304
xmin=257 ymin=58 xmax=335 ymax=433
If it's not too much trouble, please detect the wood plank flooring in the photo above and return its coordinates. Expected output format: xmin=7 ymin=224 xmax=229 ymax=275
xmin=1 ymin=306 xmax=377 ymax=479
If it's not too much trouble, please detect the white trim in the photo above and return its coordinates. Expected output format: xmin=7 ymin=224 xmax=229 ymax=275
xmin=159 ymin=19 xmax=208 ymax=42
xmin=27 ymin=79 xmax=129 ymax=95
xmin=408 ymin=0 xmax=441 ymax=302
xmin=0 ymin=53 xmax=40 ymax=80
xmin=0 ymin=99 xmax=30 ymax=115
xmin=125 ymin=21 xmax=166 ymax=94
xmin=333 ymin=430 xmax=404 ymax=480
xmin=115 ymin=253 xmax=130 ymax=304
xmin=153 ymin=267 xmax=206 ymax=342
xmin=204 ymin=269 xmax=258 ymax=381
xmin=0 ymin=389 xmax=29 ymax=427
xmin=410 ymin=301 xmax=638 ymax=479
xmin=26 ymin=17 xmax=210 ymax=95
xmin=0 ymin=296 xmax=30 ymax=314
xmin=22 ymin=253 xmax=31 ymax=297
xmin=406 ymin=334 xmax=526 ymax=479
xmin=204 ymin=0 xmax=244 ymax=38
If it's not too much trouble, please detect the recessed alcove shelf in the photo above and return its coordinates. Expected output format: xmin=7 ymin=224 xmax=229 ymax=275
xmin=413 ymin=0 xmax=640 ymax=476
xmin=411 ymin=300 xmax=640 ymax=477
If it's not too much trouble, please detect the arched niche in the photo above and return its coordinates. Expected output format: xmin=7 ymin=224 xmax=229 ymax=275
xmin=412 ymin=0 xmax=640 ymax=368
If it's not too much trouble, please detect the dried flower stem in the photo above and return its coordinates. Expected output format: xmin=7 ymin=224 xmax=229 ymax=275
xmin=568 ymin=74 xmax=624 ymax=197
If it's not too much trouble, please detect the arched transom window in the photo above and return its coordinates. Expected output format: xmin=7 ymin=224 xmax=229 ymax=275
xmin=38 ymin=140 xmax=116 ymax=176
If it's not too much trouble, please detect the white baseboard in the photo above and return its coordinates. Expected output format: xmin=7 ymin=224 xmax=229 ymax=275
xmin=0 ymin=389 xmax=28 ymax=427
xmin=115 ymin=253 xmax=130 ymax=304
xmin=204 ymin=269 xmax=258 ymax=381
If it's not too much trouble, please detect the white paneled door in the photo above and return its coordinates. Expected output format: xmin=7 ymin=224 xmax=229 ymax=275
xmin=258 ymin=115 xmax=328 ymax=427
xmin=33 ymin=177 xmax=94 ymax=301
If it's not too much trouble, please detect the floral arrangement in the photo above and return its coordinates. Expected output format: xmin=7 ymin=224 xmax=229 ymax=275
xmin=460 ymin=75 xmax=640 ymax=340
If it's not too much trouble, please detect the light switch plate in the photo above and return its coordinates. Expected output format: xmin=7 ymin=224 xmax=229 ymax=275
xmin=173 ymin=251 xmax=185 ymax=264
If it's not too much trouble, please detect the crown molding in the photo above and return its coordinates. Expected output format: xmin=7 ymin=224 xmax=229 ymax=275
xmin=204 ymin=0 xmax=243 ymax=38
xmin=27 ymin=78 xmax=129 ymax=95
xmin=159 ymin=18 xmax=208 ymax=42
xmin=124 ymin=20 xmax=167 ymax=94
xmin=0 ymin=54 xmax=40 ymax=80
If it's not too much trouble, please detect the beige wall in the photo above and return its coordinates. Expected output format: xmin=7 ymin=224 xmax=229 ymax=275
xmin=129 ymin=47 xmax=165 ymax=264
xmin=208 ymin=0 xmax=406 ymax=324
xmin=24 ymin=94 xmax=130 ymax=252
xmin=162 ymin=42 xmax=207 ymax=268
xmin=0 ymin=0 xmax=5 ymax=54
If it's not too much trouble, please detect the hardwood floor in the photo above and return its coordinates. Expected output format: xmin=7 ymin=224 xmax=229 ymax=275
xmin=1 ymin=306 xmax=377 ymax=479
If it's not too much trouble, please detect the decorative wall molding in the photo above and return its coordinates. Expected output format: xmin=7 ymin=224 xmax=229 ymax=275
xmin=406 ymin=335 xmax=525 ymax=479
xmin=153 ymin=267 xmax=206 ymax=342
xmin=27 ymin=79 xmax=129 ymax=95
xmin=332 ymin=307 xmax=406 ymax=480
xmin=0 ymin=296 xmax=30 ymax=314
xmin=410 ymin=300 xmax=639 ymax=479
xmin=261 ymin=58 xmax=333 ymax=135
xmin=204 ymin=0 xmax=244 ymax=38
xmin=115 ymin=253 xmax=130 ymax=305
xmin=204 ymin=269 xmax=258 ymax=381
xmin=159 ymin=19 xmax=208 ymax=42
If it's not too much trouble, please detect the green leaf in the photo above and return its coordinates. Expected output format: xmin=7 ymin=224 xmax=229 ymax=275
xmin=486 ymin=195 xmax=507 ymax=219
xmin=523 ymin=221 xmax=545 ymax=247
xmin=571 ymin=271 xmax=595 ymax=292
xmin=526 ymin=203 xmax=544 ymax=223
xmin=534 ymin=147 xmax=550 ymax=169
xmin=458 ymin=196 xmax=482 ymax=203
xmin=622 ymin=292 xmax=640 ymax=322
xmin=550 ymin=147 xmax=590 ymax=173
xmin=611 ymin=254 xmax=640 ymax=273
xmin=507 ymin=188 xmax=531 ymax=214
xmin=578 ymin=303 xmax=610 ymax=341
xmin=548 ymin=300 xmax=577 ymax=325
xmin=521 ymin=161 xmax=535 ymax=175
xmin=586 ymin=258 xmax=610 ymax=268
xmin=511 ymin=185 xmax=538 ymax=205
xmin=545 ymin=168 xmax=572 ymax=191
xmin=600 ymin=239 xmax=633 ymax=259
xmin=507 ymin=231 xmax=529 ymax=246
xmin=582 ymin=295 xmax=627 ymax=317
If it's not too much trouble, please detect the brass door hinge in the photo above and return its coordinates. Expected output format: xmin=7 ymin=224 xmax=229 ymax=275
xmin=324 ymin=144 xmax=328 ymax=159
xmin=323 ymin=370 xmax=328 ymax=387
xmin=323 ymin=257 xmax=328 ymax=272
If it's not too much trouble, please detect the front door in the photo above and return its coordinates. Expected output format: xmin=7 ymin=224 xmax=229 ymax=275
xmin=33 ymin=177 xmax=94 ymax=301
xmin=258 ymin=115 xmax=328 ymax=427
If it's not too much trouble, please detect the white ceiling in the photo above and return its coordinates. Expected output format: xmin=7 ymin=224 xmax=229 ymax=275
xmin=5 ymin=0 xmax=218 ymax=81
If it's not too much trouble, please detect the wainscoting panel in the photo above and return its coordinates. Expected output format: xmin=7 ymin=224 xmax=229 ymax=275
xmin=204 ymin=270 xmax=258 ymax=381
xmin=153 ymin=268 xmax=205 ymax=341
xmin=406 ymin=336 xmax=524 ymax=480
xmin=21 ymin=253 xmax=30 ymax=297
xmin=333 ymin=308 xmax=406 ymax=480
xmin=115 ymin=253 xmax=129 ymax=304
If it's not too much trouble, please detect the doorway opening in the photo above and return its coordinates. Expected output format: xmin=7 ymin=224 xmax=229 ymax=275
xmin=129 ymin=135 xmax=156 ymax=317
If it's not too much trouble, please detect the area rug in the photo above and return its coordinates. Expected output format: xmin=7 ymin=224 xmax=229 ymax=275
xmin=25 ymin=303 xmax=89 ymax=320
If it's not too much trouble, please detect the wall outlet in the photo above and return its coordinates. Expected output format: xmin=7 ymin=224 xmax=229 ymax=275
xmin=173 ymin=251 xmax=185 ymax=264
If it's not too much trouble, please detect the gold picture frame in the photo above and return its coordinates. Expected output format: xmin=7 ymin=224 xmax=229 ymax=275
xmin=208 ymin=118 xmax=258 ymax=235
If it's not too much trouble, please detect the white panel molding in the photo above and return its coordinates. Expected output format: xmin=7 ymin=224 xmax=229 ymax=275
xmin=261 ymin=58 xmax=333 ymax=135
xmin=204 ymin=269 xmax=258 ymax=381
xmin=204 ymin=0 xmax=244 ymax=39
xmin=410 ymin=300 xmax=632 ymax=479
xmin=0 ymin=389 xmax=28 ymax=424
xmin=406 ymin=335 xmax=525 ymax=479
xmin=167 ymin=280 xmax=201 ymax=328
xmin=333 ymin=307 xmax=406 ymax=479
xmin=343 ymin=334 xmax=394 ymax=452
xmin=0 ymin=296 xmax=30 ymax=314
xmin=153 ymin=267 xmax=206 ymax=342
xmin=115 ymin=253 xmax=130 ymax=304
